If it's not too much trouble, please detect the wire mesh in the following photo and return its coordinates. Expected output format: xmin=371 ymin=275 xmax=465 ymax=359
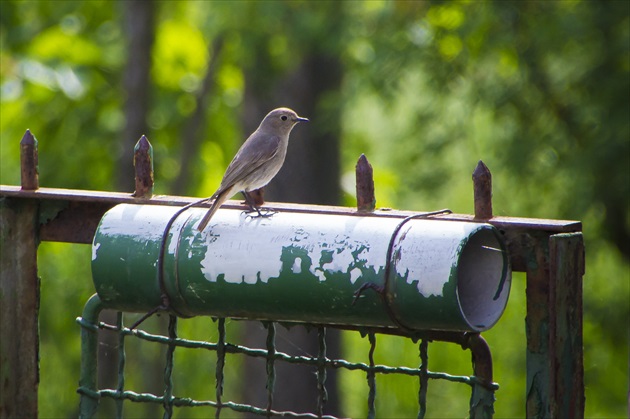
xmin=77 ymin=309 xmax=498 ymax=418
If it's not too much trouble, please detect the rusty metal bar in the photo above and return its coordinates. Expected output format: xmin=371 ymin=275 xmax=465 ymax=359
xmin=1 ymin=129 xmax=41 ymax=417
xmin=548 ymin=233 xmax=585 ymax=418
xmin=356 ymin=154 xmax=375 ymax=212
xmin=366 ymin=333 xmax=377 ymax=419
xmin=39 ymin=200 xmax=112 ymax=244
xmin=132 ymin=135 xmax=154 ymax=198
xmin=265 ymin=322 xmax=276 ymax=418
xmin=418 ymin=339 xmax=429 ymax=418
xmin=20 ymin=129 xmax=39 ymax=191
xmin=0 ymin=185 xmax=581 ymax=247
xmin=465 ymin=334 xmax=496 ymax=419
xmin=0 ymin=197 xmax=40 ymax=417
xmin=525 ymin=231 xmax=552 ymax=418
xmin=524 ymin=231 xmax=585 ymax=418
xmin=78 ymin=294 xmax=105 ymax=417
xmin=472 ymin=160 xmax=492 ymax=220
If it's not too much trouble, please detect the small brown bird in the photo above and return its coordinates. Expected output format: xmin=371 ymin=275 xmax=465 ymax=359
xmin=197 ymin=107 xmax=308 ymax=231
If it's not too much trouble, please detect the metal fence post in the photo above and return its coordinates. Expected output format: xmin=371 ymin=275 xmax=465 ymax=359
xmin=78 ymin=294 xmax=105 ymax=418
xmin=0 ymin=130 xmax=40 ymax=418
xmin=467 ymin=334 xmax=496 ymax=419
xmin=525 ymin=232 xmax=585 ymax=418
xmin=0 ymin=145 xmax=586 ymax=417
xmin=549 ymin=233 xmax=585 ymax=417
xmin=0 ymin=198 xmax=40 ymax=418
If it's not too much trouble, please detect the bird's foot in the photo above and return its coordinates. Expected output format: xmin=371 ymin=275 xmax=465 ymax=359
xmin=242 ymin=207 xmax=276 ymax=219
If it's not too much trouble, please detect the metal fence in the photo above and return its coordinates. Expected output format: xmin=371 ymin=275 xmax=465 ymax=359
xmin=77 ymin=295 xmax=498 ymax=418
xmin=0 ymin=130 xmax=585 ymax=418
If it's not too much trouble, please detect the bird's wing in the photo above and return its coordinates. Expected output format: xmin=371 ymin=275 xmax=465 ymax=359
xmin=218 ymin=134 xmax=282 ymax=191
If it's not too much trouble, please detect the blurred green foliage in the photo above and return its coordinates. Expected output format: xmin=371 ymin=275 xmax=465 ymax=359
xmin=1 ymin=1 xmax=628 ymax=417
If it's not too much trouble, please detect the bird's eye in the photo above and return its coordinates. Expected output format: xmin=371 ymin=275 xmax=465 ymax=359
xmin=281 ymin=115 xmax=288 ymax=121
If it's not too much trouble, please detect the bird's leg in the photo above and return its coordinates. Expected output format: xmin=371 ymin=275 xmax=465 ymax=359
xmin=241 ymin=191 xmax=258 ymax=212
xmin=241 ymin=191 xmax=276 ymax=219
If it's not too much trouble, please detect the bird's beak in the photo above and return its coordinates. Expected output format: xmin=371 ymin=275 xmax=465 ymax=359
xmin=295 ymin=116 xmax=309 ymax=123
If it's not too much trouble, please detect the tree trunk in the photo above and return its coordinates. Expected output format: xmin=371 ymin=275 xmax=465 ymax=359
xmin=116 ymin=0 xmax=155 ymax=192
xmin=171 ymin=36 xmax=224 ymax=195
xmin=100 ymin=2 xmax=158 ymax=416
xmin=240 ymin=52 xmax=343 ymax=417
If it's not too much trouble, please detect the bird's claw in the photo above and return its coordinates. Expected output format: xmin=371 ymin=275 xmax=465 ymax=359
xmin=242 ymin=208 xmax=276 ymax=219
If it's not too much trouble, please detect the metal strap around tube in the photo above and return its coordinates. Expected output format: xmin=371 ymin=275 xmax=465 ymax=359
xmin=130 ymin=197 xmax=211 ymax=329
xmin=354 ymin=209 xmax=452 ymax=333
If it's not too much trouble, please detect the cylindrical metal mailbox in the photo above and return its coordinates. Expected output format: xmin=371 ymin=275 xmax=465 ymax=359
xmin=92 ymin=204 xmax=511 ymax=332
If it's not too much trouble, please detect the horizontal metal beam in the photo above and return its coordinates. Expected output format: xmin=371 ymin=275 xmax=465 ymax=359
xmin=1 ymin=184 xmax=581 ymax=274
xmin=1 ymin=184 xmax=581 ymax=231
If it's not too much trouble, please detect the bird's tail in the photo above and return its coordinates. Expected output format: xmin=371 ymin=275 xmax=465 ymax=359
xmin=196 ymin=187 xmax=233 ymax=232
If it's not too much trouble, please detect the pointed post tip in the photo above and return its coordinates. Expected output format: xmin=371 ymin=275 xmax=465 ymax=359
xmin=473 ymin=160 xmax=492 ymax=219
xmin=20 ymin=129 xmax=39 ymax=190
xmin=134 ymin=135 xmax=151 ymax=151
xmin=21 ymin=129 xmax=36 ymax=145
xmin=356 ymin=153 xmax=371 ymax=170
xmin=133 ymin=135 xmax=154 ymax=198
xmin=356 ymin=154 xmax=375 ymax=212
xmin=473 ymin=160 xmax=491 ymax=179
